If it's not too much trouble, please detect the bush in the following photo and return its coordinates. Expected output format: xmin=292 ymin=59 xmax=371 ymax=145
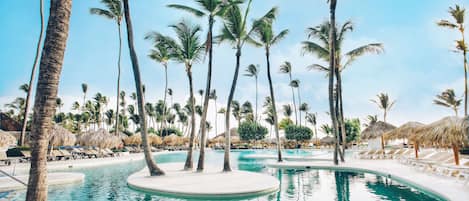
xmin=285 ymin=125 xmax=313 ymax=142
xmin=158 ymin=127 xmax=183 ymax=137
xmin=279 ymin=118 xmax=293 ymax=130
xmin=238 ymin=121 xmax=268 ymax=141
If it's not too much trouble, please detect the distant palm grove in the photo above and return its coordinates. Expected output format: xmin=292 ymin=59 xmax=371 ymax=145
xmin=0 ymin=0 xmax=467 ymax=200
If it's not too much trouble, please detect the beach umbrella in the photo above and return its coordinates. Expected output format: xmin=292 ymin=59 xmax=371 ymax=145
xmin=149 ymin=134 xmax=163 ymax=146
xmin=416 ymin=116 xmax=469 ymax=165
xmin=49 ymin=125 xmax=76 ymax=147
xmin=385 ymin=121 xmax=425 ymax=158
xmin=320 ymin=136 xmax=335 ymax=146
xmin=124 ymin=133 xmax=142 ymax=146
xmin=0 ymin=130 xmax=16 ymax=148
xmin=163 ymin=134 xmax=183 ymax=146
xmin=78 ymin=129 xmax=121 ymax=148
xmin=361 ymin=121 xmax=396 ymax=153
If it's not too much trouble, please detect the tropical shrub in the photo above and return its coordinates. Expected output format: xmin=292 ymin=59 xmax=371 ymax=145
xmin=344 ymin=118 xmax=361 ymax=143
xmin=279 ymin=118 xmax=293 ymax=130
xmin=158 ymin=127 xmax=183 ymax=137
xmin=238 ymin=121 xmax=268 ymax=141
xmin=285 ymin=125 xmax=313 ymax=142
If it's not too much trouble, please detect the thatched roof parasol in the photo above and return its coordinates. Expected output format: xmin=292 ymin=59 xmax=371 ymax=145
xmin=49 ymin=125 xmax=76 ymax=147
xmin=416 ymin=116 xmax=468 ymax=147
xmin=124 ymin=133 xmax=142 ymax=145
xmin=320 ymin=136 xmax=335 ymax=145
xmin=415 ymin=116 xmax=469 ymax=165
xmin=149 ymin=134 xmax=163 ymax=145
xmin=163 ymin=134 xmax=183 ymax=146
xmin=361 ymin=121 xmax=396 ymax=140
xmin=385 ymin=121 xmax=425 ymax=141
xmin=78 ymin=129 xmax=121 ymax=148
xmin=0 ymin=130 xmax=16 ymax=148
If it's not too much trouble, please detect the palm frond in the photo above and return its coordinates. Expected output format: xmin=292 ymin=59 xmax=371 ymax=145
xmin=167 ymin=4 xmax=205 ymax=17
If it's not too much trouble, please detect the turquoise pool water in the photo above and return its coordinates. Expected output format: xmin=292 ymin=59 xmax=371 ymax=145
xmin=3 ymin=150 xmax=445 ymax=201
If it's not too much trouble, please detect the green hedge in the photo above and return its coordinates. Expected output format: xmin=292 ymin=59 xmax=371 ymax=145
xmin=285 ymin=125 xmax=312 ymax=141
xmin=158 ymin=127 xmax=183 ymax=137
xmin=238 ymin=121 xmax=268 ymax=141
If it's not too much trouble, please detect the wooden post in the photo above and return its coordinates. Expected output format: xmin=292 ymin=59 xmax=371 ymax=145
xmin=452 ymin=145 xmax=460 ymax=166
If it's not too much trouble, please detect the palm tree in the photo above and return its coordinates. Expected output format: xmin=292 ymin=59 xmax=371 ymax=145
xmin=282 ymin=104 xmax=293 ymax=120
xmin=328 ymin=0 xmax=339 ymax=165
xmin=306 ymin=112 xmax=318 ymax=145
xmin=299 ymin=103 xmax=309 ymax=126
xmin=303 ymin=19 xmax=384 ymax=162
xmin=90 ymin=0 xmax=124 ymax=136
xmin=253 ymin=8 xmax=288 ymax=162
xmin=55 ymin=98 xmax=63 ymax=113
xmin=363 ymin=114 xmax=378 ymax=127
xmin=147 ymin=41 xmax=171 ymax=131
xmin=20 ymin=0 xmax=45 ymax=146
xmin=371 ymin=93 xmax=396 ymax=122
xmin=25 ymin=1 xmax=71 ymax=200
xmin=231 ymin=100 xmax=242 ymax=126
xmin=434 ymin=89 xmax=462 ymax=116
xmin=263 ymin=96 xmax=275 ymax=139
xmin=437 ymin=5 xmax=467 ymax=116
xmin=81 ymin=83 xmax=88 ymax=109
xmin=371 ymin=92 xmax=396 ymax=154
xmin=280 ymin=61 xmax=298 ymax=124
xmin=146 ymin=21 xmax=205 ymax=170
xmin=320 ymin=124 xmax=333 ymax=136
xmin=244 ymin=64 xmax=260 ymax=122
xmin=168 ymin=88 xmax=174 ymax=106
xmin=290 ymin=79 xmax=302 ymax=125
xmin=209 ymin=89 xmax=218 ymax=136
xmin=168 ymin=0 xmax=232 ymax=172
xmin=217 ymin=0 xmax=276 ymax=171
xmin=122 ymin=0 xmax=164 ymax=176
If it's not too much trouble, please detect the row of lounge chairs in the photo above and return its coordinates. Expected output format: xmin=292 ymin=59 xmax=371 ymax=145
xmin=355 ymin=148 xmax=414 ymax=160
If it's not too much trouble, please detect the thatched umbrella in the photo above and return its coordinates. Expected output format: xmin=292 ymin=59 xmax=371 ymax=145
xmin=163 ymin=134 xmax=183 ymax=146
xmin=361 ymin=121 xmax=396 ymax=152
xmin=416 ymin=116 xmax=469 ymax=165
xmin=320 ymin=136 xmax=335 ymax=146
xmin=385 ymin=121 xmax=425 ymax=158
xmin=49 ymin=125 xmax=76 ymax=147
xmin=0 ymin=130 xmax=16 ymax=148
xmin=124 ymin=133 xmax=142 ymax=146
xmin=78 ymin=129 xmax=121 ymax=149
xmin=149 ymin=134 xmax=163 ymax=146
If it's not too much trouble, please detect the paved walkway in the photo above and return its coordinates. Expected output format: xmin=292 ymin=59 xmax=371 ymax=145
xmin=266 ymin=159 xmax=469 ymax=201
xmin=243 ymin=153 xmax=332 ymax=161
xmin=127 ymin=163 xmax=279 ymax=199
xmin=0 ymin=172 xmax=84 ymax=192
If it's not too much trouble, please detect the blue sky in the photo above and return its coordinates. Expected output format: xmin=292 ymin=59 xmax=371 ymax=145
xmin=0 ymin=0 xmax=468 ymax=137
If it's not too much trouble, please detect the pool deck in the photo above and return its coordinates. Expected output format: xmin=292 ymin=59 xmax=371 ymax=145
xmin=0 ymin=172 xmax=85 ymax=192
xmin=266 ymin=159 xmax=469 ymax=201
xmin=127 ymin=162 xmax=280 ymax=199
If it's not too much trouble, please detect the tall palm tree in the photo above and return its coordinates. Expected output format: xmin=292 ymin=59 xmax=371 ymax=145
xmin=122 ymin=0 xmax=165 ymax=176
xmin=231 ymin=100 xmax=242 ymax=126
xmin=279 ymin=61 xmax=298 ymax=124
xmin=303 ymin=19 xmax=384 ymax=162
xmin=90 ymin=0 xmax=123 ymax=136
xmin=299 ymin=102 xmax=309 ymax=126
xmin=290 ymin=79 xmax=302 ymax=125
xmin=371 ymin=92 xmax=396 ymax=154
xmin=244 ymin=64 xmax=260 ymax=122
xmin=20 ymin=0 xmax=45 ymax=146
xmin=147 ymin=42 xmax=171 ymax=130
xmin=81 ymin=83 xmax=88 ymax=109
xmin=282 ymin=104 xmax=293 ymax=120
xmin=25 ymin=1 xmax=72 ymax=200
xmin=146 ymin=21 xmax=205 ymax=170
xmin=328 ymin=0 xmax=339 ymax=165
xmin=437 ymin=5 xmax=467 ymax=116
xmin=253 ymin=14 xmax=288 ymax=162
xmin=434 ymin=89 xmax=462 ymax=116
xmin=168 ymin=88 xmax=174 ymax=106
xmin=217 ymin=0 xmax=276 ymax=171
xmin=209 ymin=89 xmax=218 ymax=136
xmin=168 ymin=0 xmax=232 ymax=172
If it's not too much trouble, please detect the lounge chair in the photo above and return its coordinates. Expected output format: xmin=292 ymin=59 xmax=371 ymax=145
xmin=20 ymin=150 xmax=31 ymax=162
xmin=59 ymin=149 xmax=73 ymax=160
xmin=0 ymin=151 xmax=11 ymax=166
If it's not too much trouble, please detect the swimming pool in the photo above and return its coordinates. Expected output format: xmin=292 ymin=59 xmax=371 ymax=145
xmin=2 ymin=150 xmax=445 ymax=201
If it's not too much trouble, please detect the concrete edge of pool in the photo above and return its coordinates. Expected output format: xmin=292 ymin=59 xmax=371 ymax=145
xmin=266 ymin=161 xmax=463 ymax=201
xmin=0 ymin=172 xmax=85 ymax=192
xmin=126 ymin=163 xmax=280 ymax=199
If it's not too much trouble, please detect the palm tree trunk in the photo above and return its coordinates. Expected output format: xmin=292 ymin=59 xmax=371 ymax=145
xmin=123 ymin=0 xmax=164 ymax=176
xmin=290 ymin=75 xmax=298 ymax=125
xmin=214 ymin=100 xmax=218 ymax=136
xmin=255 ymin=77 xmax=258 ymax=122
xmin=452 ymin=144 xmax=460 ymax=165
xmin=328 ymin=0 xmax=339 ymax=165
xmin=21 ymin=0 xmax=45 ymax=146
xmin=161 ymin=64 xmax=168 ymax=131
xmin=266 ymin=49 xmax=283 ymax=162
xmin=336 ymin=68 xmax=345 ymax=162
xmin=115 ymin=23 xmax=122 ymax=136
xmin=26 ymin=1 xmax=71 ymax=200
xmin=224 ymin=48 xmax=243 ymax=172
xmin=297 ymin=87 xmax=302 ymax=127
xmin=197 ymin=16 xmax=214 ymax=171
xmin=184 ymin=66 xmax=196 ymax=170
